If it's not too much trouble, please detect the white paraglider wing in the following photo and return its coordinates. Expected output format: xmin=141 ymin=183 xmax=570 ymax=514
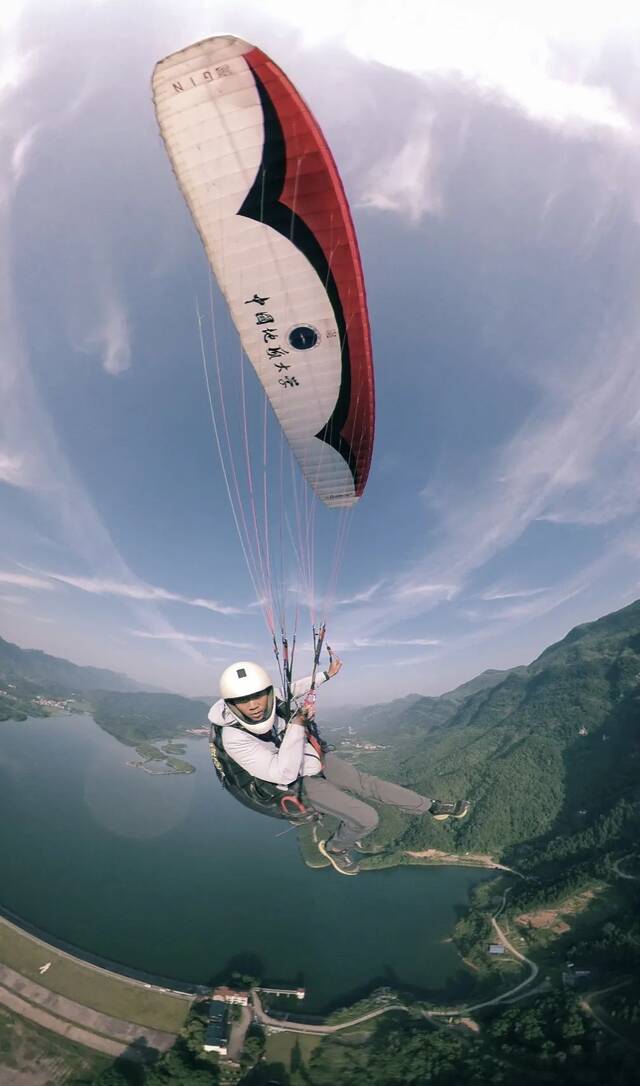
xmin=152 ymin=35 xmax=374 ymax=508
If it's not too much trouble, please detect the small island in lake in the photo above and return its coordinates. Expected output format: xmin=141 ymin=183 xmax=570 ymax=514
xmin=127 ymin=741 xmax=195 ymax=775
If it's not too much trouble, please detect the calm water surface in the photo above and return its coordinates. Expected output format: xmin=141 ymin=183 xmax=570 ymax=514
xmin=0 ymin=714 xmax=489 ymax=1011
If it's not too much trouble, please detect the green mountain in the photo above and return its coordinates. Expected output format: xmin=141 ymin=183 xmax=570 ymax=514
xmin=0 ymin=633 xmax=147 ymax=694
xmin=326 ymin=601 xmax=640 ymax=1086
xmin=361 ymin=599 xmax=640 ymax=859
xmin=88 ymin=689 xmax=209 ymax=744
xmin=441 ymin=665 xmax=527 ymax=704
xmin=0 ymin=634 xmax=209 ymax=740
xmin=337 ymin=668 xmax=524 ymax=742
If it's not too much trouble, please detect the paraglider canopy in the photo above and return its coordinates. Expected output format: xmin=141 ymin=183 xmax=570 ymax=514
xmin=152 ymin=35 xmax=375 ymax=509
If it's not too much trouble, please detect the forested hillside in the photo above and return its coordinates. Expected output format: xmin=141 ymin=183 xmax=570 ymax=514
xmin=345 ymin=668 xmax=522 ymax=741
xmin=0 ymin=635 xmax=147 ymax=695
xmin=0 ymin=634 xmax=209 ymax=739
xmin=356 ymin=600 xmax=640 ymax=860
xmin=89 ymin=690 xmax=210 ymax=743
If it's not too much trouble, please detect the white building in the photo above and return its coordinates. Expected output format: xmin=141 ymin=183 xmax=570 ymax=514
xmin=212 ymin=985 xmax=249 ymax=1006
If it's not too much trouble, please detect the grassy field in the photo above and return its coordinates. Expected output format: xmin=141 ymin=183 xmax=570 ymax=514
xmin=264 ymin=1031 xmax=322 ymax=1081
xmin=0 ymin=919 xmax=191 ymax=1033
xmin=264 ymin=1022 xmax=382 ymax=1084
xmin=0 ymin=1004 xmax=111 ymax=1084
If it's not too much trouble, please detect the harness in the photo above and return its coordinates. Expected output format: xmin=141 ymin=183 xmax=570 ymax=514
xmin=208 ymin=701 xmax=320 ymax=824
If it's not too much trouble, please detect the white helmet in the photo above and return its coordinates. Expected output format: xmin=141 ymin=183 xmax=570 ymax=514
xmin=219 ymin=661 xmax=275 ymax=735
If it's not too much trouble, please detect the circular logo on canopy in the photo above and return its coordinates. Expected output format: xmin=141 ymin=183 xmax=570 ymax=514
xmin=288 ymin=325 xmax=319 ymax=351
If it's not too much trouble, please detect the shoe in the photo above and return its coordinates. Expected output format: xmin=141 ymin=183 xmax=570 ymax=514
xmin=429 ymin=799 xmax=470 ymax=822
xmin=317 ymin=839 xmax=361 ymax=875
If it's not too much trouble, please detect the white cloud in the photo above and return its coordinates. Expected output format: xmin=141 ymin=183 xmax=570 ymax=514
xmin=0 ymin=8 xmax=241 ymax=683
xmin=411 ymin=332 xmax=640 ymax=594
xmin=394 ymin=583 xmax=458 ymax=600
xmin=0 ymin=570 xmax=55 ymax=590
xmin=34 ymin=569 xmax=243 ymax=615
xmin=241 ymin=0 xmax=638 ymax=228
xmin=326 ymin=323 xmax=640 ymax=657
xmin=0 ymin=452 xmax=28 ymax=486
xmin=0 ymin=11 xmax=30 ymax=105
xmin=1 ymin=13 xmax=131 ymax=383
xmin=536 ymin=473 xmax=640 ymax=526
xmin=2 ymin=0 xmax=639 ymax=699
xmin=263 ymin=0 xmax=635 ymax=133
xmin=338 ymin=581 xmax=384 ymax=605
xmin=74 ymin=282 xmax=132 ymax=376
xmin=481 ymin=586 xmax=549 ymax=601
xmin=354 ymin=637 xmax=441 ymax=648
xmin=94 ymin=292 xmax=131 ymax=377
xmin=359 ymin=121 xmax=440 ymax=223
xmin=476 ymin=584 xmax=587 ymax=625
xmin=10 ymin=122 xmax=40 ymax=185
xmin=131 ymin=630 xmax=252 ymax=648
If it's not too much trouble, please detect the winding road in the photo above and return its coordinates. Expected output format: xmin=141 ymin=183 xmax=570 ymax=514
xmin=580 ymin=981 xmax=640 ymax=1055
xmin=251 ymin=990 xmax=410 ymax=1035
xmin=613 ymin=854 xmax=639 ymax=882
xmin=428 ymin=887 xmax=539 ymax=1017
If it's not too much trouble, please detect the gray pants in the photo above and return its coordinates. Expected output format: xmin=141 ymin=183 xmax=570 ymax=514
xmin=302 ymin=753 xmax=432 ymax=850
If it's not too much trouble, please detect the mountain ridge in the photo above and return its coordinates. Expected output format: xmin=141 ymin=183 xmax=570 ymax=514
xmin=0 ymin=633 xmax=154 ymax=694
xmin=351 ymin=598 xmax=640 ymax=861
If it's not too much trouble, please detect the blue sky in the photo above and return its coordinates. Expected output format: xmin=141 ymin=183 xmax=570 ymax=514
xmin=2 ymin=0 xmax=640 ymax=703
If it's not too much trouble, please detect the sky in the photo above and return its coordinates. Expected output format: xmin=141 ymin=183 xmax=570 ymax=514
xmin=2 ymin=0 xmax=640 ymax=704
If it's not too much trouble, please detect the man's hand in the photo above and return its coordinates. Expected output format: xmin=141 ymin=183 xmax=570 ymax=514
xmin=326 ymin=647 xmax=342 ymax=679
xmin=292 ymin=703 xmax=315 ymax=727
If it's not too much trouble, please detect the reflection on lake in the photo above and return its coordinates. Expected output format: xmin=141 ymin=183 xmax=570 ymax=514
xmin=0 ymin=714 xmax=489 ymax=1011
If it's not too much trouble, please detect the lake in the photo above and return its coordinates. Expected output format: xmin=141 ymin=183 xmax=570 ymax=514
xmin=0 ymin=714 xmax=490 ymax=1011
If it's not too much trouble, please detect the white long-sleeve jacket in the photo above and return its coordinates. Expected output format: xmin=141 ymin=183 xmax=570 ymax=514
xmin=207 ymin=672 xmax=329 ymax=787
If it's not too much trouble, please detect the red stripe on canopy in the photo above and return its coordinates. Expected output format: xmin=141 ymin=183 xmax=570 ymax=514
xmin=245 ymin=47 xmax=375 ymax=498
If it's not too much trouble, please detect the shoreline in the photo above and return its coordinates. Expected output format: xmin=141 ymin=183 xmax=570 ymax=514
xmin=0 ymin=917 xmax=190 ymax=1062
xmin=0 ymin=857 xmax=497 ymax=1027
xmin=0 ymin=905 xmax=202 ymax=998
xmin=0 ymin=872 xmax=546 ymax=1048
xmin=0 ymin=853 xmax=503 ymax=999
xmin=403 ymin=849 xmax=520 ymax=874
